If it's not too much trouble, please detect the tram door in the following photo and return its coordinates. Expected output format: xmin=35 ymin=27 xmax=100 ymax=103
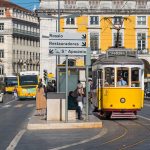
xmin=97 ymin=69 xmax=103 ymax=109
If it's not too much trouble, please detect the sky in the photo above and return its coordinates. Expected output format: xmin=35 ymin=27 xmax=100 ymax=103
xmin=11 ymin=0 xmax=40 ymax=11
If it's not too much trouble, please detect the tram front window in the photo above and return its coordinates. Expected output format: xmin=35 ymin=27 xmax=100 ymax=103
xmin=117 ymin=67 xmax=129 ymax=87
xmin=104 ymin=67 xmax=115 ymax=87
xmin=131 ymin=68 xmax=140 ymax=87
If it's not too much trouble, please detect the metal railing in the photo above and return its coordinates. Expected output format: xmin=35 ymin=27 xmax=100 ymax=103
xmin=13 ymin=28 xmax=40 ymax=37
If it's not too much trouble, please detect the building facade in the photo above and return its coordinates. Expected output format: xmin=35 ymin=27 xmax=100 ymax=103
xmin=0 ymin=0 xmax=40 ymax=79
xmin=38 ymin=0 xmax=150 ymax=77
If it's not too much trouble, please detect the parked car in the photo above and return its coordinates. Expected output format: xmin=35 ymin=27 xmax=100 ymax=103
xmin=145 ymin=89 xmax=150 ymax=97
xmin=0 ymin=81 xmax=5 ymax=103
xmin=0 ymin=92 xmax=3 ymax=103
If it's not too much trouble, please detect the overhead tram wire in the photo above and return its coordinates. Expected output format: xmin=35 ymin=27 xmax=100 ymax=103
xmin=101 ymin=1 xmax=129 ymax=34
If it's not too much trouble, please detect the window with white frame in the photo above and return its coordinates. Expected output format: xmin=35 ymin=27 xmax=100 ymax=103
xmin=113 ymin=33 xmax=123 ymax=47
xmin=137 ymin=33 xmax=146 ymax=50
xmin=0 ymin=49 xmax=4 ymax=58
xmin=0 ymin=66 xmax=4 ymax=75
xmin=137 ymin=16 xmax=146 ymax=25
xmin=0 ymin=9 xmax=4 ymax=16
xmin=112 ymin=0 xmax=124 ymax=9
xmin=89 ymin=0 xmax=100 ymax=9
xmin=0 ymin=23 xmax=4 ymax=31
xmin=0 ymin=36 xmax=4 ymax=43
xmin=90 ymin=32 xmax=99 ymax=51
xmin=136 ymin=0 xmax=147 ymax=9
xmin=90 ymin=16 xmax=99 ymax=25
xmin=66 ymin=17 xmax=75 ymax=25
xmin=114 ymin=16 xmax=123 ymax=26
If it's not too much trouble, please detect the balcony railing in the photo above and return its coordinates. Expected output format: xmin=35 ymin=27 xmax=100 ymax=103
xmin=0 ymin=29 xmax=40 ymax=37
xmin=13 ymin=28 xmax=40 ymax=37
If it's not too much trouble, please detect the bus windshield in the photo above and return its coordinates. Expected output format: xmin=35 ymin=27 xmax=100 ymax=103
xmin=19 ymin=75 xmax=38 ymax=86
xmin=5 ymin=77 xmax=18 ymax=87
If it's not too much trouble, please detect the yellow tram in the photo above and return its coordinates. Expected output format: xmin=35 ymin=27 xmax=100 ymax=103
xmin=92 ymin=48 xmax=144 ymax=118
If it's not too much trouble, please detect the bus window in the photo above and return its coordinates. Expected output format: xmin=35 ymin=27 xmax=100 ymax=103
xmin=19 ymin=75 xmax=38 ymax=86
xmin=104 ymin=67 xmax=115 ymax=87
xmin=117 ymin=67 xmax=129 ymax=86
xmin=131 ymin=68 xmax=140 ymax=87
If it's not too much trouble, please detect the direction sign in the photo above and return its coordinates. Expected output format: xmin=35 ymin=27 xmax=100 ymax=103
xmin=49 ymin=32 xmax=87 ymax=56
xmin=49 ymin=32 xmax=86 ymax=40
xmin=49 ymin=40 xmax=86 ymax=48
xmin=49 ymin=48 xmax=87 ymax=56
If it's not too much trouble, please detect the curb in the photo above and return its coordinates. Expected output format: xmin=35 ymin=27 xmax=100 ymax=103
xmin=27 ymin=115 xmax=102 ymax=130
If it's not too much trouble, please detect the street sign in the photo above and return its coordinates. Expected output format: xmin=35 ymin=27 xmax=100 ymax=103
xmin=49 ymin=32 xmax=87 ymax=56
xmin=49 ymin=48 xmax=87 ymax=55
xmin=49 ymin=40 xmax=86 ymax=48
xmin=49 ymin=32 xmax=86 ymax=40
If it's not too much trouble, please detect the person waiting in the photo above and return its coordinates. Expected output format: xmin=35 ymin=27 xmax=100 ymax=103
xmin=117 ymin=77 xmax=127 ymax=86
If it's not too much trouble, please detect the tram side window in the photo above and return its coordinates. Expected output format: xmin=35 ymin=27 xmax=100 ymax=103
xmin=117 ymin=67 xmax=128 ymax=86
xmin=92 ymin=71 xmax=97 ymax=89
xmin=131 ymin=68 xmax=140 ymax=87
xmin=104 ymin=67 xmax=115 ymax=87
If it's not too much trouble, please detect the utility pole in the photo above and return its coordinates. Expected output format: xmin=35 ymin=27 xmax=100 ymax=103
xmin=57 ymin=0 xmax=60 ymax=64
xmin=104 ymin=17 xmax=128 ymax=48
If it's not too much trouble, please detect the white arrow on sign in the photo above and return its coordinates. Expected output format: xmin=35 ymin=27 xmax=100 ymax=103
xmin=49 ymin=48 xmax=87 ymax=56
xmin=49 ymin=32 xmax=86 ymax=40
xmin=49 ymin=40 xmax=86 ymax=48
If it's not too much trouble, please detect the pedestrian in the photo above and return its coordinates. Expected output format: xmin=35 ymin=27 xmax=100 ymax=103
xmin=36 ymin=78 xmax=47 ymax=119
xmin=76 ymin=80 xmax=84 ymax=120
xmin=68 ymin=91 xmax=78 ymax=110
xmin=13 ymin=86 xmax=18 ymax=100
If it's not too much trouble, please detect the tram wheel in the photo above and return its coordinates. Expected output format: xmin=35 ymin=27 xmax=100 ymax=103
xmin=100 ymin=111 xmax=111 ymax=120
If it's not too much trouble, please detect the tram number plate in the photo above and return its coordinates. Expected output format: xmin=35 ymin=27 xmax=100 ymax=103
xmin=108 ymin=51 xmax=126 ymax=56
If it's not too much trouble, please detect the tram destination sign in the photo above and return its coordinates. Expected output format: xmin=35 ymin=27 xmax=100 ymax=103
xmin=49 ymin=32 xmax=87 ymax=56
xmin=107 ymin=51 xmax=126 ymax=56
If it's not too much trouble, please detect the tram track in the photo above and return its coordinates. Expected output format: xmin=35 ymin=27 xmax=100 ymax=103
xmin=116 ymin=118 xmax=150 ymax=150
xmin=90 ymin=117 xmax=150 ymax=150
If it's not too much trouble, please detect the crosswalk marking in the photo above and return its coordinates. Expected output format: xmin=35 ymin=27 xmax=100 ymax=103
xmin=3 ymin=105 xmax=11 ymax=108
xmin=144 ymin=103 xmax=150 ymax=107
xmin=26 ymin=104 xmax=35 ymax=108
xmin=14 ymin=104 xmax=24 ymax=108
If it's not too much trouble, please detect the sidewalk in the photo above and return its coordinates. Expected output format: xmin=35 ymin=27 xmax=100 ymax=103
xmin=27 ymin=112 xmax=102 ymax=130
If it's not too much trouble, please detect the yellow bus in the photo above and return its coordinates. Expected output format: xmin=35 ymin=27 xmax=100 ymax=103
xmin=4 ymin=76 xmax=18 ymax=93
xmin=17 ymin=71 xmax=39 ymax=99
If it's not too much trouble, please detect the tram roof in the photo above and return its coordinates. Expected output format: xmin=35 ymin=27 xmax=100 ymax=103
xmin=93 ymin=48 xmax=144 ymax=66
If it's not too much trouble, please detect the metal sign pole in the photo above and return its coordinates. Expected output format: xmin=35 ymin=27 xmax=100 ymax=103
xmin=65 ymin=55 xmax=68 ymax=122
xmin=85 ymin=62 xmax=89 ymax=121
xmin=85 ymin=48 xmax=91 ymax=121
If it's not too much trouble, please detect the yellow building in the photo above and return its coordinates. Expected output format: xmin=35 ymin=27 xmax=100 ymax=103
xmin=39 ymin=0 xmax=150 ymax=76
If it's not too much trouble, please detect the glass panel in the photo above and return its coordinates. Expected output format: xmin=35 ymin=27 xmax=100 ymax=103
xmin=131 ymin=68 xmax=140 ymax=87
xmin=90 ymin=32 xmax=99 ymax=51
xmin=117 ymin=67 xmax=128 ymax=86
xmin=104 ymin=67 xmax=115 ymax=87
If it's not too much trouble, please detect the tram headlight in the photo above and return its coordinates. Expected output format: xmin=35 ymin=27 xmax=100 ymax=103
xmin=120 ymin=98 xmax=126 ymax=103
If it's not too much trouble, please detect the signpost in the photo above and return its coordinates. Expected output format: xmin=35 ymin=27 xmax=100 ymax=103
xmin=49 ymin=32 xmax=88 ymax=122
xmin=49 ymin=32 xmax=87 ymax=56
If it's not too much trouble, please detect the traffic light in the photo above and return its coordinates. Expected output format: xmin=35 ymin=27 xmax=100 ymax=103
xmin=43 ymin=69 xmax=48 ymax=81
